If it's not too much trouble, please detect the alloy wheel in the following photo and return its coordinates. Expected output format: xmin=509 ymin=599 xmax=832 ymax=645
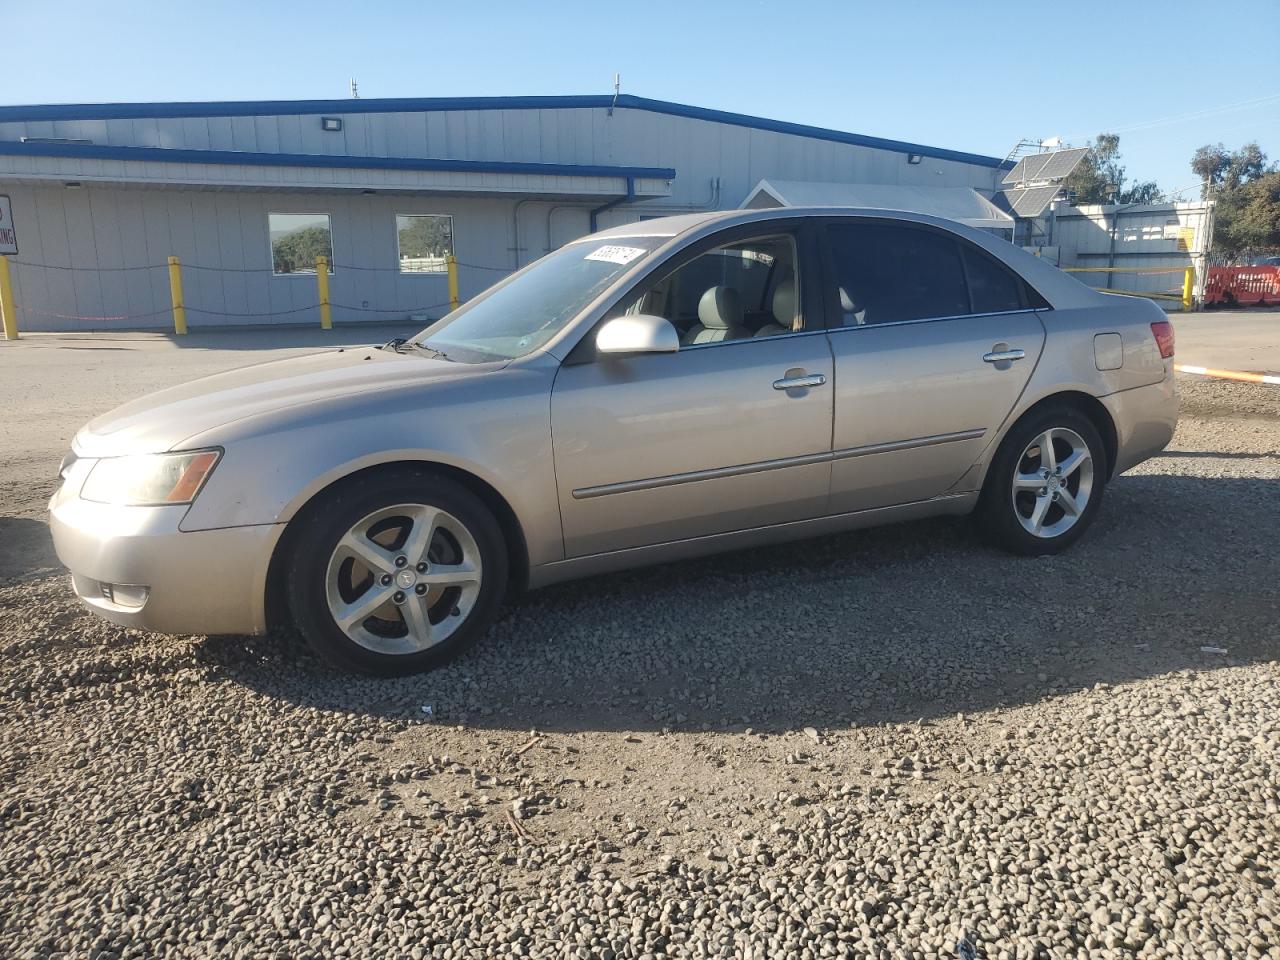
xmin=324 ymin=503 xmax=483 ymax=655
xmin=1010 ymin=427 xmax=1095 ymax=539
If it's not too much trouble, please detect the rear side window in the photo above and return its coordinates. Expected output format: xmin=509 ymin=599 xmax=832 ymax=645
xmin=962 ymin=246 xmax=1026 ymax=313
xmin=826 ymin=223 xmax=969 ymax=325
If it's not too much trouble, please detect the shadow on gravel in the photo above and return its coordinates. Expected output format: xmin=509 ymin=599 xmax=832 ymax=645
xmin=0 ymin=517 xmax=59 ymax=583
xmin=200 ymin=471 xmax=1280 ymax=734
xmin=1163 ymin=449 xmax=1280 ymax=460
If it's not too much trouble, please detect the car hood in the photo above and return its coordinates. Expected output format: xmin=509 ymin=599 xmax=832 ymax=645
xmin=74 ymin=346 xmax=502 ymax=457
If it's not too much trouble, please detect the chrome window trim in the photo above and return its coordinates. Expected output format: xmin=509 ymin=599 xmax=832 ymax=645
xmin=826 ymin=307 xmax=1040 ymax=334
xmin=571 ymin=428 xmax=986 ymax=500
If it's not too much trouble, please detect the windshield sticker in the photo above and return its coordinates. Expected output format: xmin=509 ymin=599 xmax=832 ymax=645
xmin=584 ymin=245 xmax=647 ymax=265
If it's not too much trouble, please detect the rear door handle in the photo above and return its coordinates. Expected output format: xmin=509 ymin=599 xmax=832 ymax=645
xmin=773 ymin=373 xmax=827 ymax=390
xmin=983 ymin=348 xmax=1026 ymax=363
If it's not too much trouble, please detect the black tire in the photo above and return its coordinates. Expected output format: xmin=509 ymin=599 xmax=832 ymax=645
xmin=286 ymin=469 xmax=508 ymax=676
xmin=976 ymin=405 xmax=1107 ymax=556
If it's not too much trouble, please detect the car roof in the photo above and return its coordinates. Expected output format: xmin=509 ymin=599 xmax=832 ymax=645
xmin=580 ymin=206 xmax=995 ymax=240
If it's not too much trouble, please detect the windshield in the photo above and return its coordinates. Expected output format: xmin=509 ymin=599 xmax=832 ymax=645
xmin=414 ymin=237 xmax=665 ymax=362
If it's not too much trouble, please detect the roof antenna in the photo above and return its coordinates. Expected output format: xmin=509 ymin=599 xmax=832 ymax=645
xmin=350 ymin=77 xmax=360 ymax=99
xmin=608 ymin=73 xmax=620 ymax=116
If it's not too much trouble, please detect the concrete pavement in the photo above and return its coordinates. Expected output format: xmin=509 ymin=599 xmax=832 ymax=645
xmin=1172 ymin=309 xmax=1280 ymax=374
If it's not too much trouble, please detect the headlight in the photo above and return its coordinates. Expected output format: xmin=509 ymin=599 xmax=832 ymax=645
xmin=58 ymin=451 xmax=79 ymax=480
xmin=80 ymin=450 xmax=221 ymax=506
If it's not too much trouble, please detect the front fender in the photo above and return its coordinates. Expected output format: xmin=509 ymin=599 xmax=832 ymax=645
xmin=178 ymin=366 xmax=565 ymax=567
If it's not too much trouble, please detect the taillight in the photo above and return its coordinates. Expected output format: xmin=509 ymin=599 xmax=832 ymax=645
xmin=1151 ymin=320 xmax=1175 ymax=359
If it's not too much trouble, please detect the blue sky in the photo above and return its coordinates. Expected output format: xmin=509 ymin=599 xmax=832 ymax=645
xmin=8 ymin=0 xmax=1277 ymax=195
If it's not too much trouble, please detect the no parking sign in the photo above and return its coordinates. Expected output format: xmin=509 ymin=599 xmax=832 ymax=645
xmin=0 ymin=196 xmax=16 ymax=255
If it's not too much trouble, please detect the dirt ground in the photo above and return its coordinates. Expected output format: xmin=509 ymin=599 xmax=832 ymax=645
xmin=1 ymin=323 xmax=1278 ymax=959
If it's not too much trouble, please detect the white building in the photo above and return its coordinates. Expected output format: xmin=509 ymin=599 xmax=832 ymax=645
xmin=0 ymin=94 xmax=1011 ymax=329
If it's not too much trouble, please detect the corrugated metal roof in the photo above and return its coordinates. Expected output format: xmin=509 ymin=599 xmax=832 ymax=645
xmin=0 ymin=94 xmax=1010 ymax=169
xmin=0 ymin=139 xmax=677 ymax=181
xmin=741 ymin=180 xmax=1014 ymax=229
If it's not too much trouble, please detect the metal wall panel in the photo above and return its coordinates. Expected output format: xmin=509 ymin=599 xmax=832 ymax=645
xmin=0 ymin=101 xmax=1008 ymax=329
xmin=0 ymin=104 xmax=1002 ymax=203
xmin=1049 ymin=202 xmax=1214 ymax=302
xmin=2 ymin=183 xmax=559 ymax=329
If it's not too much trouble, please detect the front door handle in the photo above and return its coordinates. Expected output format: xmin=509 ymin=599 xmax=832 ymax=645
xmin=983 ymin=348 xmax=1026 ymax=363
xmin=773 ymin=373 xmax=827 ymax=390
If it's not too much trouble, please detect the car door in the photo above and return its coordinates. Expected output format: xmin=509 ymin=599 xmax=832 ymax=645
xmin=550 ymin=224 xmax=834 ymax=558
xmin=820 ymin=219 xmax=1046 ymax=514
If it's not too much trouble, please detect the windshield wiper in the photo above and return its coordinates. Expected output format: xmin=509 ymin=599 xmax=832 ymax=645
xmin=412 ymin=341 xmax=452 ymax=361
xmin=380 ymin=337 xmax=408 ymax=352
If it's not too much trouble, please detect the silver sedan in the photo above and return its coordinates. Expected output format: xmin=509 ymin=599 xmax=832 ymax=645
xmin=50 ymin=208 xmax=1178 ymax=675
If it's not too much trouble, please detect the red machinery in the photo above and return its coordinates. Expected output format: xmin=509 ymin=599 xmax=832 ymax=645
xmin=1204 ymin=265 xmax=1280 ymax=307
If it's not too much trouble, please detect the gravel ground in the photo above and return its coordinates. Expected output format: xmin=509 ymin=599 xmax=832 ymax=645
xmin=1 ymin=376 xmax=1278 ymax=959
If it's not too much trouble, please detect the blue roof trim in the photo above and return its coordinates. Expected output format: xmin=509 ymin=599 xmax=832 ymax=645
xmin=622 ymin=97 xmax=1010 ymax=170
xmin=0 ymin=94 xmax=1010 ymax=169
xmin=0 ymin=139 xmax=677 ymax=180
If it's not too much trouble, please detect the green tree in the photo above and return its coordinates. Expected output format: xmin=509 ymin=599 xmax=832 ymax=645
xmin=1190 ymin=142 xmax=1278 ymax=255
xmin=1193 ymin=141 xmax=1270 ymax=197
xmin=397 ymin=216 xmax=453 ymax=272
xmin=272 ymin=225 xmax=332 ymax=274
xmin=1117 ymin=179 xmax=1164 ymax=204
xmin=398 ymin=216 xmax=452 ymax=256
xmin=1063 ymin=133 xmax=1164 ymax=206
xmin=1210 ymin=171 xmax=1280 ymax=255
xmin=1192 ymin=143 xmax=1231 ymax=195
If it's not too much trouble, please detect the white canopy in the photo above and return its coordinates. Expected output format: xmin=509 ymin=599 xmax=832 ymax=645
xmin=741 ymin=179 xmax=1014 ymax=230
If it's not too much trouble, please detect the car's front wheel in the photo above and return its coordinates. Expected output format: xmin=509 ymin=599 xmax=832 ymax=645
xmin=978 ymin=406 xmax=1107 ymax=556
xmin=286 ymin=470 xmax=508 ymax=675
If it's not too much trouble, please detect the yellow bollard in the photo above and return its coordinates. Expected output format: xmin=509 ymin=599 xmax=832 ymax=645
xmin=0 ymin=256 xmax=17 ymax=340
xmin=447 ymin=254 xmax=459 ymax=311
xmin=167 ymin=256 xmax=187 ymax=336
xmin=1182 ymin=266 xmax=1194 ymax=312
xmin=316 ymin=256 xmax=332 ymax=329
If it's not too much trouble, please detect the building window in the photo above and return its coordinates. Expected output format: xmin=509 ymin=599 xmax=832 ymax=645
xmin=396 ymin=214 xmax=454 ymax=274
xmin=269 ymin=213 xmax=333 ymax=275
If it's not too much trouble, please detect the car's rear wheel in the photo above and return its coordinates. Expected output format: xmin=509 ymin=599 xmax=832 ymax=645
xmin=286 ymin=470 xmax=507 ymax=675
xmin=978 ymin=406 xmax=1107 ymax=556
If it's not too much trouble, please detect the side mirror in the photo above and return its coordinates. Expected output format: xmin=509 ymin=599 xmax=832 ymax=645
xmin=595 ymin=314 xmax=680 ymax=356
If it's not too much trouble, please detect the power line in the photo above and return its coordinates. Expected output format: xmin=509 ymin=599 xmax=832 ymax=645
xmin=1061 ymin=92 xmax=1280 ymax=142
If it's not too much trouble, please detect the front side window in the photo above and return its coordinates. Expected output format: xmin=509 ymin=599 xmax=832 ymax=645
xmin=826 ymin=223 xmax=968 ymax=325
xmin=415 ymin=236 xmax=665 ymax=362
xmin=269 ymin=213 xmax=333 ymax=275
xmin=614 ymin=233 xmax=801 ymax=346
xmin=397 ymin=214 xmax=454 ymax=274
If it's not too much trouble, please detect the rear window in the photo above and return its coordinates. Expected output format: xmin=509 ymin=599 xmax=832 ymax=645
xmin=962 ymin=247 xmax=1025 ymax=314
xmin=826 ymin=223 xmax=969 ymax=325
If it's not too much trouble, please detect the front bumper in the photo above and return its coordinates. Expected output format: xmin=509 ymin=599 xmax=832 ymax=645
xmin=49 ymin=486 xmax=283 ymax=636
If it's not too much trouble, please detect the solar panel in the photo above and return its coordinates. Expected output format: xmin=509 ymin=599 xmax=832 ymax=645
xmin=997 ymin=185 xmax=1061 ymax=218
xmin=1002 ymin=147 xmax=1088 ymax=185
xmin=1034 ymin=147 xmax=1089 ymax=181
